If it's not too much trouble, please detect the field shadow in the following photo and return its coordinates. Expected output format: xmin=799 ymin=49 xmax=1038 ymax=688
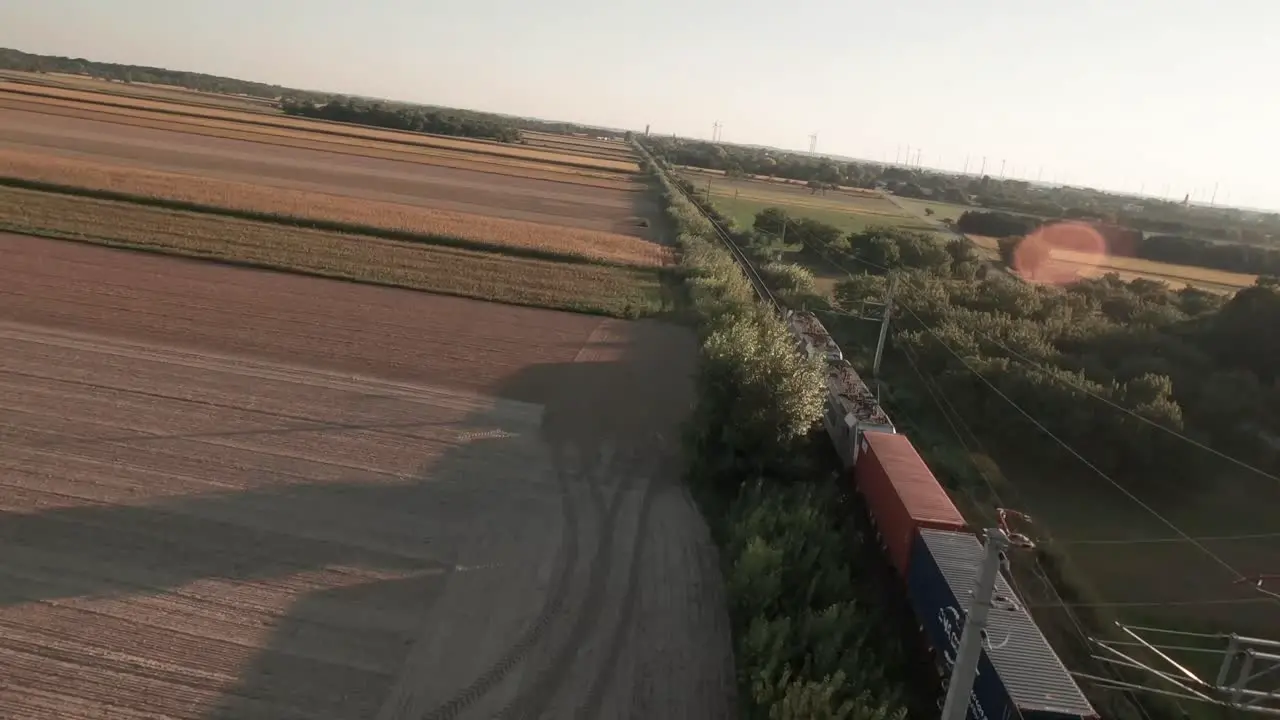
xmin=627 ymin=185 xmax=669 ymax=246
xmin=0 ymin=319 xmax=723 ymax=719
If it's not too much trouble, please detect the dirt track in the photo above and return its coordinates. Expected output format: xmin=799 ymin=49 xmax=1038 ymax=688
xmin=0 ymin=105 xmax=658 ymax=235
xmin=0 ymin=234 xmax=735 ymax=719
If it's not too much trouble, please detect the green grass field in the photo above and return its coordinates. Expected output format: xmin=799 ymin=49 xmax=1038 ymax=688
xmin=680 ymin=171 xmax=939 ymax=235
xmin=892 ymin=197 xmax=974 ymax=224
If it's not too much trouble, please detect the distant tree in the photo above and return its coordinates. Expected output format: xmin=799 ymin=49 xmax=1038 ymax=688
xmin=754 ymin=207 xmax=791 ymax=238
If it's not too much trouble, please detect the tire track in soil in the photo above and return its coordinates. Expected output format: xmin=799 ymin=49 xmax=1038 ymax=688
xmin=420 ymin=444 xmax=588 ymax=720
xmin=496 ymin=443 xmax=643 ymax=720
xmin=575 ymin=448 xmax=665 ymax=720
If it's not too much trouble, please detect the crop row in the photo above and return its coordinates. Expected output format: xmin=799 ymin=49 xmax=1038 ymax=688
xmin=0 ymin=185 xmax=668 ymax=319
xmin=0 ymin=82 xmax=640 ymax=174
xmin=0 ymin=148 xmax=670 ymax=269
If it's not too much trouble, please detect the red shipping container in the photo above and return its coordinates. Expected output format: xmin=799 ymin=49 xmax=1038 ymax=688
xmin=853 ymin=431 xmax=969 ymax=577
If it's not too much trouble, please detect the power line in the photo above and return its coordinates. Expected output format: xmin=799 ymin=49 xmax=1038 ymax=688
xmin=1028 ymin=597 xmax=1277 ymax=610
xmin=796 ymin=238 xmax=1267 ymax=589
xmin=1059 ymin=531 xmax=1280 ymax=545
xmin=904 ymin=346 xmax=1240 ymax=599
xmin=806 ymin=236 xmax=1279 ymax=491
xmin=685 ymin=188 xmax=1170 ymax=716
xmin=671 ymin=175 xmax=1275 ymax=607
xmin=907 ymin=302 xmax=1249 ymax=583
xmin=962 ymin=326 xmax=1280 ymax=487
xmin=897 ymin=298 xmax=1158 ymax=720
xmin=831 ymin=264 xmax=1280 ymax=547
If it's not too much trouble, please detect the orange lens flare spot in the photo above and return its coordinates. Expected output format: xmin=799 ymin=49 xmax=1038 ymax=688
xmin=1012 ymin=221 xmax=1110 ymax=286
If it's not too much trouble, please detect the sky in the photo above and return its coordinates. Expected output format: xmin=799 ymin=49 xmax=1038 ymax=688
xmin=3 ymin=0 xmax=1278 ymax=209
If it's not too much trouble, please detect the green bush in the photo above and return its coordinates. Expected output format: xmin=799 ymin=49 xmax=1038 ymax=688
xmin=760 ymin=262 xmax=817 ymax=297
xmin=635 ymin=141 xmax=913 ymax=720
xmin=729 ymin=481 xmax=910 ymax=720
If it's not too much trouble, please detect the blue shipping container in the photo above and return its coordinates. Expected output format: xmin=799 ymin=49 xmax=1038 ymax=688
xmin=907 ymin=528 xmax=1098 ymax=720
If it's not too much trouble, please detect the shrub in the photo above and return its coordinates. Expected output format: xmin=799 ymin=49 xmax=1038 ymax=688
xmin=635 ymin=140 xmax=913 ymax=720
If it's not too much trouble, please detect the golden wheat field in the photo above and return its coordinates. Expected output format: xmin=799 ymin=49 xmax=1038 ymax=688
xmin=965 ymin=234 xmax=1256 ymax=292
xmin=0 ymin=101 xmax=637 ymax=194
xmin=0 ymin=95 xmax=639 ymax=191
xmin=0 ymin=69 xmax=278 ymax=114
xmin=0 ymin=148 xmax=671 ymax=268
xmin=0 ymin=82 xmax=640 ymax=174
xmin=0 ymin=185 xmax=664 ymax=317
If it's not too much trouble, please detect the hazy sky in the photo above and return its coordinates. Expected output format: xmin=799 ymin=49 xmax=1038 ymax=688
xmin=4 ymin=0 xmax=1277 ymax=208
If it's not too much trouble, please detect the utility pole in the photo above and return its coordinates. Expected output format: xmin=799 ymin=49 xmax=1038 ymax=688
xmin=872 ymin=274 xmax=898 ymax=378
xmin=941 ymin=527 xmax=1013 ymax=720
xmin=1211 ymin=181 xmax=1219 ymax=206
xmin=999 ymin=159 xmax=1006 ymax=178
xmin=963 ymin=156 xmax=970 ymax=174
xmin=979 ymin=156 xmax=986 ymax=176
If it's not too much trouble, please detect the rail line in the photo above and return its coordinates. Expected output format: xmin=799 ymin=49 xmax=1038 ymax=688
xmin=656 ymin=162 xmax=781 ymax=312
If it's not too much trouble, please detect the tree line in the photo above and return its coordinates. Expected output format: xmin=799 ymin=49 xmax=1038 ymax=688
xmin=644 ymin=136 xmax=1280 ymax=265
xmin=0 ymin=47 xmax=322 ymax=102
xmin=0 ymin=48 xmax=635 ymax=141
xmin=745 ymin=208 xmax=1280 ymax=500
xmin=280 ymin=98 xmax=520 ymax=143
xmin=724 ymin=204 xmax=1279 ymax=720
xmin=637 ymin=143 xmax=925 ymax=719
xmin=959 ymin=209 xmax=1280 ymax=277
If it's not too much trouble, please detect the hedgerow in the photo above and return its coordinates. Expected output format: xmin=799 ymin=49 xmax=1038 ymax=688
xmin=636 ymin=142 xmax=913 ymax=719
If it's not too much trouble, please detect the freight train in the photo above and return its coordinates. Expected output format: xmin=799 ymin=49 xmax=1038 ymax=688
xmin=783 ymin=311 xmax=1098 ymax=720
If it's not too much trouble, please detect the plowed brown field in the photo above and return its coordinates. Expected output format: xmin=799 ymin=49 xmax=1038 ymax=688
xmin=0 ymin=235 xmax=735 ymax=720
xmin=0 ymin=82 xmax=640 ymax=174
xmin=0 ymin=147 xmax=670 ymax=268
xmin=0 ymin=105 xmax=662 ymax=236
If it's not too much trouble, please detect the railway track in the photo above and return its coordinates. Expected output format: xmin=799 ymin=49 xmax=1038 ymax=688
xmin=653 ymin=161 xmax=781 ymax=313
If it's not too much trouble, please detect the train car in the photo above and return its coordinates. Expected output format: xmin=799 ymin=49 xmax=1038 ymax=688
xmin=907 ymin=528 xmax=1099 ymax=720
xmin=784 ymin=310 xmax=843 ymax=364
xmin=853 ymin=430 xmax=968 ymax=576
xmin=823 ymin=360 xmax=895 ymax=467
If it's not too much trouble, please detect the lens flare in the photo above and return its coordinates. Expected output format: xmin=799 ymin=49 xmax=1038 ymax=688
xmin=1011 ymin=221 xmax=1110 ymax=286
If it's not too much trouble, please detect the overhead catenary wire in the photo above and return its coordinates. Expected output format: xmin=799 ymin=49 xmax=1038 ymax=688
xmin=779 ymin=230 xmax=1277 ymax=715
xmin=794 ymin=235 xmax=1268 ymax=590
xmin=838 ymin=252 xmax=1159 ymax=718
xmin=1059 ymin=531 xmax=1280 ymax=545
xmin=1028 ymin=596 xmax=1279 ymax=609
xmin=655 ymin=165 xmax=1273 ymax=595
xmin=895 ymin=330 xmax=1280 ymax=546
xmin=812 ymin=236 xmax=1280 ymax=487
xmin=960 ymin=320 xmax=1280 ymax=487
xmin=659 ymin=166 xmax=780 ymax=311
xmin=660 ymin=172 xmax=1163 ymax=715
